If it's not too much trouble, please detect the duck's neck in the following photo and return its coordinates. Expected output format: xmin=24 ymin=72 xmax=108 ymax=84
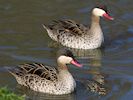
xmin=57 ymin=63 xmax=74 ymax=81
xmin=57 ymin=63 xmax=75 ymax=92
xmin=91 ymin=14 xmax=100 ymax=26
xmin=88 ymin=14 xmax=102 ymax=35
xmin=57 ymin=63 xmax=68 ymax=71
xmin=88 ymin=14 xmax=104 ymax=42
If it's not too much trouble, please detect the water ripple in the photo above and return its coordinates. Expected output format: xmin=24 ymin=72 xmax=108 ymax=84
xmin=0 ymin=46 xmax=18 ymax=50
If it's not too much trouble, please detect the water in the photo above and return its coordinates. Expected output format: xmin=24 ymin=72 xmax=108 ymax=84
xmin=0 ymin=0 xmax=133 ymax=100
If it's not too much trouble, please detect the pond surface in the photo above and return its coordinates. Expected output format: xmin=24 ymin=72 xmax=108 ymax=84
xmin=0 ymin=0 xmax=133 ymax=100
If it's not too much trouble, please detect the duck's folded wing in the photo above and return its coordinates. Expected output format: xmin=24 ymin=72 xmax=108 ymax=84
xmin=7 ymin=63 xmax=58 ymax=81
xmin=44 ymin=19 xmax=87 ymax=36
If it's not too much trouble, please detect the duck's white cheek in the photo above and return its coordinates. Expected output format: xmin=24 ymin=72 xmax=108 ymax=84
xmin=97 ymin=10 xmax=105 ymax=16
xmin=93 ymin=8 xmax=106 ymax=17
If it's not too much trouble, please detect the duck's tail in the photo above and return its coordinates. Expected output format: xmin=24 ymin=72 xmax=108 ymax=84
xmin=42 ymin=24 xmax=50 ymax=30
xmin=42 ymin=24 xmax=58 ymax=41
xmin=5 ymin=66 xmax=23 ymax=78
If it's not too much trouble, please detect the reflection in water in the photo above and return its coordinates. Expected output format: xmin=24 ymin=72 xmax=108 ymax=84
xmin=86 ymin=80 xmax=106 ymax=95
xmin=70 ymin=48 xmax=102 ymax=67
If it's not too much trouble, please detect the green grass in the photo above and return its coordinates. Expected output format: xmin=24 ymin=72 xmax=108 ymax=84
xmin=0 ymin=87 xmax=25 ymax=100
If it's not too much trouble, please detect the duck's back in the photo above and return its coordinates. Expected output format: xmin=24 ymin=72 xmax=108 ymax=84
xmin=43 ymin=19 xmax=87 ymax=42
xmin=7 ymin=63 xmax=60 ymax=93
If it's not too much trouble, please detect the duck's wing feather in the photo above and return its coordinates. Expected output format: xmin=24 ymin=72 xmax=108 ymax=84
xmin=7 ymin=63 xmax=58 ymax=81
xmin=44 ymin=19 xmax=88 ymax=36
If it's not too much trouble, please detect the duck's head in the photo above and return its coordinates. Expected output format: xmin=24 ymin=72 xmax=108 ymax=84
xmin=57 ymin=49 xmax=82 ymax=67
xmin=92 ymin=5 xmax=114 ymax=20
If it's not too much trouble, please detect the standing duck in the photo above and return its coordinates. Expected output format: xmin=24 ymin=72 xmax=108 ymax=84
xmin=7 ymin=50 xmax=82 ymax=95
xmin=43 ymin=5 xmax=114 ymax=49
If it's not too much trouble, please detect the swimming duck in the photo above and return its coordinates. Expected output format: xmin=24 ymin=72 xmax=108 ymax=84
xmin=43 ymin=5 xmax=114 ymax=49
xmin=7 ymin=50 xmax=82 ymax=95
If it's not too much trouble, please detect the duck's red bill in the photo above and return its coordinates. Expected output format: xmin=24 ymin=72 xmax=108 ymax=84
xmin=71 ymin=60 xmax=83 ymax=67
xmin=103 ymin=13 xmax=114 ymax=20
